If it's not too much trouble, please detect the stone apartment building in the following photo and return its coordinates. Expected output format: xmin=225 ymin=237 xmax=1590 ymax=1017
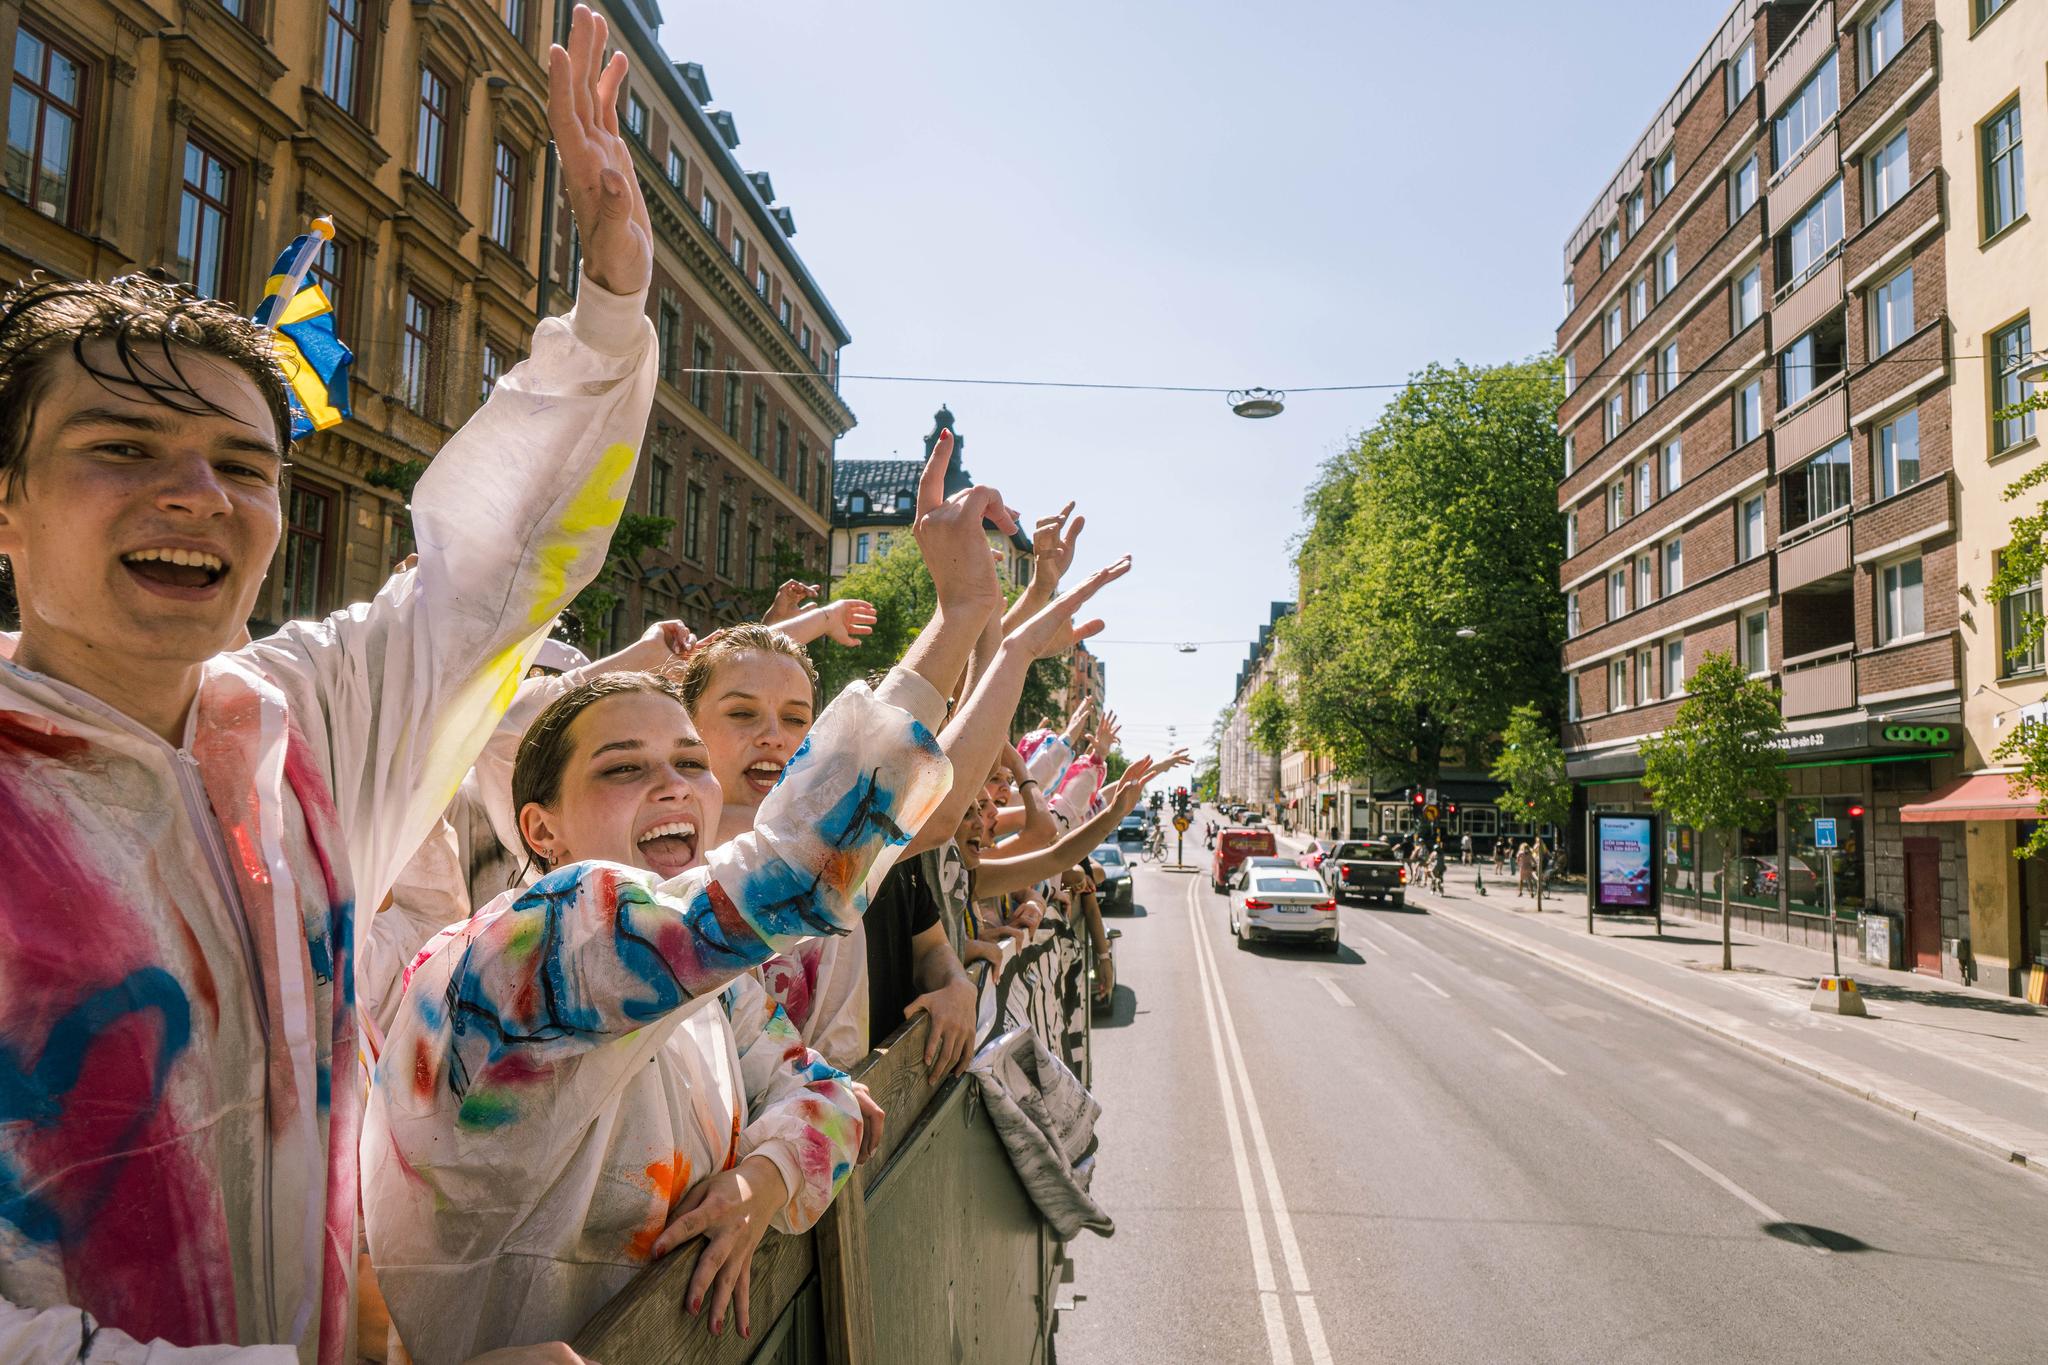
xmin=1219 ymin=602 xmax=1291 ymax=816
xmin=0 ymin=0 xmax=851 ymax=644
xmin=1556 ymin=0 xmax=2046 ymax=993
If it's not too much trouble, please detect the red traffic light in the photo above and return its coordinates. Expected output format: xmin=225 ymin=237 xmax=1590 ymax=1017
xmin=1412 ymin=792 xmax=1425 ymax=807
xmin=1447 ymin=802 xmax=1459 ymax=815
xmin=1847 ymin=803 xmax=1866 ymax=819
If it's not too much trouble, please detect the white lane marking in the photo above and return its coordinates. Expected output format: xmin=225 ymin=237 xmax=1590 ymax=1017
xmin=1655 ymin=1138 xmax=1828 ymax=1254
xmin=1410 ymin=971 xmax=1452 ymax=999
xmin=1189 ymin=878 xmax=1336 ymax=1365
xmin=1491 ymin=1027 xmax=1567 ymax=1076
xmin=1185 ymin=879 xmax=1295 ymax=1363
xmin=1352 ymin=930 xmax=1388 ymax=955
xmin=1374 ymin=923 xmax=1426 ymax=951
xmin=1311 ymin=974 xmax=1354 ymax=1008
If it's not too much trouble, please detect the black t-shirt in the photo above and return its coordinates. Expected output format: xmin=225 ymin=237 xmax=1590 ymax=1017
xmin=864 ymin=855 xmax=942 ymax=1049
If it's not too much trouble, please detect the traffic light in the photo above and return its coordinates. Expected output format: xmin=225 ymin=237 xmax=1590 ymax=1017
xmin=1412 ymin=791 xmax=1426 ymax=809
xmin=1447 ymin=801 xmax=1459 ymax=816
xmin=1847 ymin=803 xmax=1866 ymax=819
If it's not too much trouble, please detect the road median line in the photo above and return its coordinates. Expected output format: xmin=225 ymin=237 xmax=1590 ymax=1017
xmin=1420 ymin=896 xmax=2047 ymax=1181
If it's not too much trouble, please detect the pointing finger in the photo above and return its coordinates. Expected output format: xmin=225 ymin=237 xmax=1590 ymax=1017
xmin=917 ymin=430 xmax=954 ymax=517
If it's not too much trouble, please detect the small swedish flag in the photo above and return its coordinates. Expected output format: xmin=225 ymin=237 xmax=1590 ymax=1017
xmin=254 ymin=218 xmax=353 ymax=440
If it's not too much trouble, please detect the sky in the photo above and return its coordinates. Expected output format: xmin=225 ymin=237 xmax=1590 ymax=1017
xmin=656 ymin=0 xmax=1735 ymax=761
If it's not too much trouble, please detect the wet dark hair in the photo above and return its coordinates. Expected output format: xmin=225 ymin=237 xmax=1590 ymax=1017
xmin=0 ymin=273 xmax=294 ymax=492
xmin=676 ymin=622 xmax=819 ymax=715
xmin=511 ymin=671 xmax=691 ymax=870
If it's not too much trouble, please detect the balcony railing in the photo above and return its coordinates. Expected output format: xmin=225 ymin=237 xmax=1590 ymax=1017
xmin=1782 ymin=649 xmax=1856 ymax=718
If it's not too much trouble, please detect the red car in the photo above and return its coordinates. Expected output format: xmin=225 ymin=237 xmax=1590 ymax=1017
xmin=1211 ymin=827 xmax=1277 ymax=892
xmin=1299 ymin=840 xmax=1330 ymax=872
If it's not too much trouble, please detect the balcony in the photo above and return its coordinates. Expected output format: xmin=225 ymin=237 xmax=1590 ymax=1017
xmin=1768 ymin=126 xmax=1840 ymax=229
xmin=1782 ymin=651 xmax=1856 ymax=718
xmin=1773 ymin=255 xmax=1843 ymax=338
xmin=1775 ymin=377 xmax=1848 ymax=462
xmin=1764 ymin=1 xmax=1836 ymax=114
xmin=1778 ymin=518 xmax=1851 ymax=592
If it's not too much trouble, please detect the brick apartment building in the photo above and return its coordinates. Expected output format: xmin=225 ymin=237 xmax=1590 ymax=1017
xmin=0 ymin=0 xmax=851 ymax=645
xmin=1553 ymin=0 xmax=2018 ymax=983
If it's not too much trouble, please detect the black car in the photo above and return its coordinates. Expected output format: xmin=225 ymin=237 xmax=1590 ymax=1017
xmin=1115 ymin=815 xmax=1147 ymax=848
xmin=1092 ymin=843 xmax=1134 ymax=910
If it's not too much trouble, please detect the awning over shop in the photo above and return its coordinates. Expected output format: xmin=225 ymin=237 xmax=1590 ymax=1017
xmin=1900 ymin=773 xmax=2042 ymax=823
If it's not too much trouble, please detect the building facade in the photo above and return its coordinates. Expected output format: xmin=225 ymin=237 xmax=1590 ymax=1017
xmin=1557 ymin=0 xmax=2046 ymax=992
xmin=1219 ymin=602 xmax=1291 ymax=815
xmin=0 ymin=0 xmax=852 ymax=644
xmin=827 ymin=407 xmax=1031 ymax=588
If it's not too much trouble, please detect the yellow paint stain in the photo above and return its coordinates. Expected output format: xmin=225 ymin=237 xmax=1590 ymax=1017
xmin=524 ymin=442 xmax=637 ymax=628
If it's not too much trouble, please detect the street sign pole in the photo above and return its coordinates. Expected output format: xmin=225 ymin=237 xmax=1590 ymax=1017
xmin=1827 ymin=848 xmax=1840 ymax=978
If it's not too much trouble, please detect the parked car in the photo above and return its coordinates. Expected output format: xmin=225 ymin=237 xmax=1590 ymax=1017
xmin=1091 ymin=842 xmax=1134 ymax=911
xmin=1211 ymin=826 xmax=1278 ymax=891
xmin=1300 ymin=840 xmax=1330 ymax=872
xmin=1239 ymin=811 xmax=1266 ymax=826
xmin=1325 ymin=840 xmax=1407 ymax=908
xmin=1228 ymin=866 xmax=1340 ymax=952
xmin=1115 ymin=815 xmax=1147 ymax=849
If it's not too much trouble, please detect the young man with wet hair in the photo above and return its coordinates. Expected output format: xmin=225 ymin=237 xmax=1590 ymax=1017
xmin=0 ymin=9 xmax=653 ymax=1362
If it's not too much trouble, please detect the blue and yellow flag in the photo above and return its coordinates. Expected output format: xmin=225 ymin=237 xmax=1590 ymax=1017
xmin=254 ymin=223 xmax=353 ymax=440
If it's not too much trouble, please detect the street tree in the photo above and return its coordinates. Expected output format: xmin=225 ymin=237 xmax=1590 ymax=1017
xmin=1285 ymin=355 xmax=1566 ymax=791
xmin=1637 ymin=650 xmax=1788 ymax=970
xmin=1490 ymin=702 xmax=1573 ymax=912
xmin=1987 ymin=385 xmax=2048 ymax=855
xmin=1247 ymin=680 xmax=1292 ymax=759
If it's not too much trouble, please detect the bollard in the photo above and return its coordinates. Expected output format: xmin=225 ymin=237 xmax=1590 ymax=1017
xmin=1475 ymin=865 xmax=1486 ymax=897
xmin=1809 ymin=976 xmax=1868 ymax=1017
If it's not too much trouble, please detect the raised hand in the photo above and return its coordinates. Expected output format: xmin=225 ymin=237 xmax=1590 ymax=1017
xmin=764 ymin=578 xmax=820 ymax=625
xmin=1007 ymin=557 xmax=1132 ymax=661
xmin=1061 ymin=699 xmax=1096 ymax=747
xmin=913 ymin=429 xmax=1017 ymax=613
xmin=1094 ymin=708 xmax=1121 ymax=757
xmin=1030 ymin=502 xmax=1084 ymax=592
xmin=546 ymin=5 xmax=653 ymax=296
xmin=820 ymin=598 xmax=877 ymax=647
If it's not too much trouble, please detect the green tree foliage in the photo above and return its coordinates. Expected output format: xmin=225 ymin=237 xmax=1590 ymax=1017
xmin=1193 ymin=758 xmax=1221 ymax=803
xmin=1247 ymin=680 xmax=1292 ymax=757
xmin=1985 ymin=388 xmax=2048 ymax=857
xmin=1637 ymin=651 xmax=1788 ymax=969
xmin=1491 ymin=702 xmax=1573 ymax=911
xmin=1285 ymin=356 xmax=1567 ymax=787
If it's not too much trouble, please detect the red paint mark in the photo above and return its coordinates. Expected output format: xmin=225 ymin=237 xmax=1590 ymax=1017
xmin=169 ymin=910 xmax=221 ymax=1030
xmin=0 ymin=710 xmax=91 ymax=759
xmin=412 ymin=1037 xmax=436 ymax=1101
xmin=478 ymin=1051 xmax=550 ymax=1086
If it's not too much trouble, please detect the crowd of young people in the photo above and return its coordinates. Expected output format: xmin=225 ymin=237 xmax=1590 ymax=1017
xmin=0 ymin=9 xmax=1175 ymax=1361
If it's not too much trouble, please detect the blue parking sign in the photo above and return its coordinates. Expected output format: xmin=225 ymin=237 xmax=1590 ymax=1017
xmin=1814 ymin=817 xmax=1838 ymax=850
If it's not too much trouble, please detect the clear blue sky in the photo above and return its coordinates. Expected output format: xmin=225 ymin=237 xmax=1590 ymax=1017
xmin=658 ymin=0 xmax=1734 ymax=760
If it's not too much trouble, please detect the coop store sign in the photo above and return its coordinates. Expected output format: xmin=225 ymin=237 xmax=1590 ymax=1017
xmin=1880 ymin=724 xmax=1950 ymax=745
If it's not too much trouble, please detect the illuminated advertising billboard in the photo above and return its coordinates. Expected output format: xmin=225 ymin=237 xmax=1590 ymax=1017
xmin=1592 ymin=814 xmax=1656 ymax=911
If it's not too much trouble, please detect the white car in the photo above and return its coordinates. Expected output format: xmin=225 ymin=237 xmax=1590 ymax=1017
xmin=1227 ymin=866 xmax=1340 ymax=953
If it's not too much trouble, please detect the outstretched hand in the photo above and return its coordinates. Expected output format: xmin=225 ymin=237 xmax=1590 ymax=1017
xmin=819 ymin=598 xmax=878 ymax=647
xmin=547 ymin=5 xmax=652 ymax=296
xmin=1007 ymin=557 xmax=1132 ymax=661
xmin=1030 ymin=502 xmax=1084 ymax=592
xmin=914 ymin=429 xmax=1017 ymax=613
xmin=764 ymin=579 xmax=821 ymax=625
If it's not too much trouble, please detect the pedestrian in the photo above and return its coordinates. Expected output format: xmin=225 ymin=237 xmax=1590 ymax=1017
xmin=1516 ymin=841 xmax=1536 ymax=898
xmin=1532 ymin=835 xmax=1551 ymax=895
xmin=1460 ymin=831 xmax=1474 ymax=865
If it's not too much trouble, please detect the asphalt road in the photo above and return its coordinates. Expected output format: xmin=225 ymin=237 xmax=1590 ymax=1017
xmin=1058 ymin=835 xmax=2048 ymax=1365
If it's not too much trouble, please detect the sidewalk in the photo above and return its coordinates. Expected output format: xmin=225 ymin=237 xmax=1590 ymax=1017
xmin=1256 ymin=823 xmax=2048 ymax=1176
xmin=1396 ymin=861 xmax=2048 ymax=1177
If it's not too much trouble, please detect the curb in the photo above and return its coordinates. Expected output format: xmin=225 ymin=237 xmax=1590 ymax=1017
xmin=1415 ymin=892 xmax=2046 ymax=1182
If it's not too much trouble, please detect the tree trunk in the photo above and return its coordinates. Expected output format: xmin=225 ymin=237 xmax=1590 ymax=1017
xmin=1719 ymin=839 xmax=1734 ymax=971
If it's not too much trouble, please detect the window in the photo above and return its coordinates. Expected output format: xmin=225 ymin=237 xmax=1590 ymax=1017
xmin=1608 ymin=479 xmax=1627 ymax=530
xmin=656 ymin=296 xmax=681 ymax=385
xmin=649 ymin=455 xmax=673 ymax=520
xmin=1659 ymin=342 xmax=1680 ymax=396
xmin=690 ymin=337 xmax=712 ymax=410
xmin=854 ymin=531 xmax=870 ymax=564
xmin=308 ymin=235 xmax=347 ymax=328
xmin=778 ymin=297 xmax=792 ymax=330
xmin=401 ymin=291 xmax=437 ymax=415
xmin=1867 ymin=128 xmax=1910 ymax=219
xmin=751 ymin=396 xmax=767 ymax=460
xmin=1609 ymin=658 xmax=1633 ymax=710
xmin=723 ymin=372 xmax=742 ymax=438
xmin=1982 ymin=100 xmax=2025 ymax=239
xmin=877 ymin=531 xmax=893 ymax=558
xmin=745 ymin=524 xmax=760 ymax=589
xmin=715 ymin=503 xmax=733 ymax=577
xmin=8 ymin=24 xmax=86 ymax=224
xmin=1730 ymin=153 xmax=1759 ymax=221
xmin=1658 ymin=244 xmax=1678 ymax=298
xmin=700 ymin=193 xmax=717 ymax=230
xmin=1742 ymin=610 xmax=1769 ymax=675
xmin=800 ymin=324 xmax=813 ymax=358
xmin=1601 ymin=221 xmax=1621 ymax=268
xmin=1977 ymin=0 xmax=2014 ymax=25
xmin=1654 ymin=152 xmax=1674 ymax=204
xmin=814 ymin=460 xmax=829 ymax=512
xmin=1784 ymin=437 xmax=1852 ymax=529
xmin=1879 ymin=408 xmax=1921 ymax=496
xmin=1773 ymin=52 xmax=1839 ymax=169
xmin=503 ymin=0 xmax=528 ymax=40
xmin=1736 ymin=379 xmax=1765 ymax=444
xmin=480 ymin=341 xmax=505 ymax=403
xmin=624 ymin=92 xmax=647 ymax=140
xmin=1628 ymin=190 xmax=1644 ymax=234
xmin=1662 ymin=439 xmax=1682 ymax=494
xmin=175 ymin=138 xmax=235 ymax=301
xmin=1633 ymin=368 xmax=1651 ymax=419
xmin=1780 ymin=323 xmax=1844 ymax=408
xmin=730 ymin=231 xmax=745 ymax=267
xmin=1665 ymin=637 xmax=1686 ymax=695
xmin=1664 ymin=537 xmax=1684 ymax=594
xmin=1636 ymin=459 xmax=1653 ymax=510
xmin=1564 ymin=278 xmax=1576 ymax=312
xmin=1563 ymin=354 xmax=1576 ymax=396
xmin=682 ymin=481 xmax=704 ymax=560
xmin=1636 ymin=552 xmax=1655 ymax=606
xmin=322 ymin=0 xmax=365 ymax=115
xmin=1608 ymin=567 xmax=1629 ymax=619
xmin=1605 ymin=305 xmax=1624 ymax=352
xmin=667 ymin=147 xmax=685 ymax=187
xmin=1729 ymin=42 xmax=1756 ymax=107
xmin=774 ymin=419 xmax=789 ymax=481
xmin=1565 ymin=509 xmax=1578 ymax=556
xmin=1780 ymin=180 xmax=1845 ymax=287
xmin=797 ymin=440 xmax=810 ymax=498
xmin=1740 ymin=494 xmax=1766 ymax=560
xmin=1638 ymin=646 xmax=1658 ymax=702
xmin=1992 ymin=316 xmax=2037 ymax=452
xmin=1567 ymin=591 xmax=1581 ymax=638
xmin=1870 ymin=267 xmax=1914 ymax=356
xmin=281 ymin=484 xmax=331 ymax=619
xmin=1879 ymin=556 xmax=1924 ymax=643
xmin=1605 ymin=391 xmax=1626 ymax=441
xmin=414 ymin=65 xmax=450 ymax=190
xmin=755 ymin=266 xmax=769 ymax=298
xmin=1999 ymin=559 xmax=2045 ymax=676
xmin=490 ymin=141 xmax=521 ymax=250
xmin=1864 ymin=1 xmax=1903 ymax=82
xmin=1568 ymin=675 xmax=1582 ymax=722
xmin=1734 ymin=264 xmax=1763 ymax=330
xmin=1632 ymin=276 xmax=1650 ymax=325
xmin=1563 ymin=433 xmax=1575 ymax=476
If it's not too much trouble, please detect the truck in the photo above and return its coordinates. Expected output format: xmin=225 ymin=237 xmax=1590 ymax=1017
xmin=1324 ymin=839 xmax=1407 ymax=908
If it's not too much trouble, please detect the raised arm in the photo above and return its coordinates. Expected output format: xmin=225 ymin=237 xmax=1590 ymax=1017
xmin=975 ymin=759 xmax=1157 ymax=899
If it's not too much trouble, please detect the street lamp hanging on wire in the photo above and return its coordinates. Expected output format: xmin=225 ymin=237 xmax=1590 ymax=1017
xmin=1228 ymin=387 xmax=1286 ymax=419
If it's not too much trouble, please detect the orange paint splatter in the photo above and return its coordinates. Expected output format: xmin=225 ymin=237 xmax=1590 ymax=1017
xmin=627 ymin=1151 xmax=694 ymax=1259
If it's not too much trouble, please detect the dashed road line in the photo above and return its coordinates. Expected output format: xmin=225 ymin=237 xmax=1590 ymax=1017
xmin=1656 ymin=1138 xmax=1827 ymax=1254
xmin=1491 ymin=1027 xmax=1567 ymax=1076
xmin=1410 ymin=971 xmax=1452 ymax=999
xmin=1312 ymin=974 xmax=1355 ymax=1008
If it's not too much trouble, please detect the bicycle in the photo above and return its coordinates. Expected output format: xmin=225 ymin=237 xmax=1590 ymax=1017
xmin=1145 ymin=825 xmax=1167 ymax=861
